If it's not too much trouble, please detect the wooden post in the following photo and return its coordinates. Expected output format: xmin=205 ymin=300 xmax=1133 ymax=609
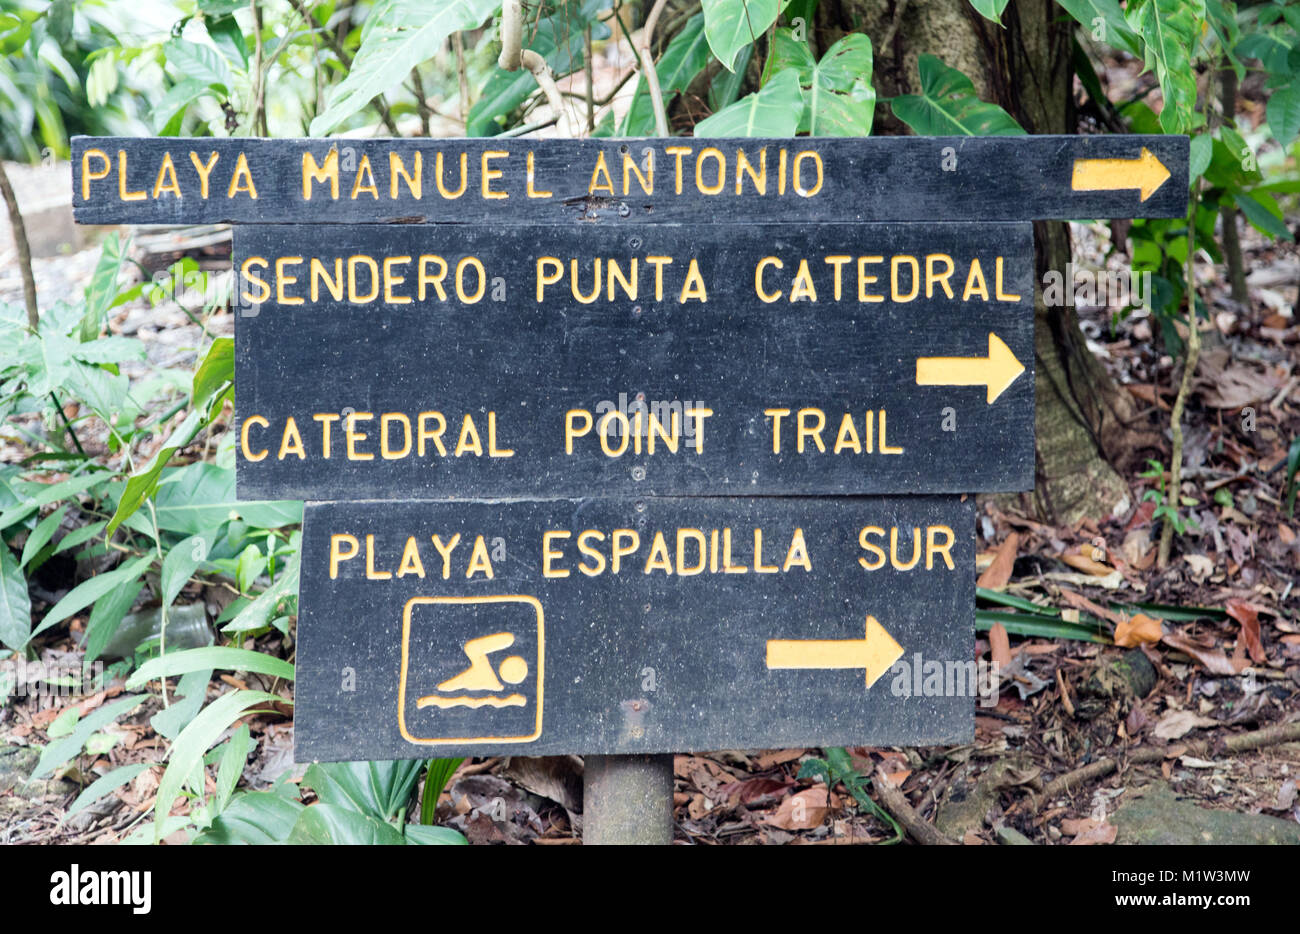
xmin=583 ymin=754 xmax=674 ymax=845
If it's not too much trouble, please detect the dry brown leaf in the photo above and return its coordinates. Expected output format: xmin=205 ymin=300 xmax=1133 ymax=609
xmin=1274 ymin=779 xmax=1298 ymax=812
xmin=720 ymin=776 xmax=790 ymax=805
xmin=1183 ymin=554 xmax=1216 ymax=580
xmin=1125 ymin=383 xmax=1170 ymax=411
xmin=1225 ymin=599 xmax=1267 ymax=664
xmin=1114 ymin=613 xmax=1163 ymax=648
xmin=753 ymin=749 xmax=806 ymax=769
xmin=1279 ymin=525 xmax=1296 ymax=545
xmin=1069 ymin=822 xmax=1118 ymax=845
xmin=765 ymin=786 xmax=839 ymax=830
xmin=1061 ymin=816 xmax=1102 ymax=836
xmin=977 ymin=532 xmax=1019 ymax=591
xmin=1196 ymin=349 xmax=1285 ymax=408
xmin=1162 ymin=631 xmax=1249 ymax=675
xmin=880 ymin=769 xmax=911 ymax=788
xmin=989 ymin=622 xmax=1012 ymax=670
xmin=1154 ymin=709 xmax=1219 ymax=740
xmin=1060 ymin=551 xmax=1115 ymax=576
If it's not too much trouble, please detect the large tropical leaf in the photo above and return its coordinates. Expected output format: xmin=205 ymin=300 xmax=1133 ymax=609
xmin=762 ymin=30 xmax=875 ymax=135
xmin=622 ymin=13 xmax=711 ymax=136
xmin=311 ymin=0 xmax=498 ymax=136
xmin=701 ymin=0 xmax=783 ymax=73
xmin=890 ymin=54 xmax=1025 ymax=136
xmin=0 ymin=544 xmax=30 ymax=652
xmin=287 ymin=803 xmax=407 ymax=845
xmin=302 ymin=760 xmax=426 ymax=822
xmin=968 ymin=0 xmax=1009 ymax=23
xmin=1125 ymin=0 xmax=1206 ymax=134
xmin=1054 ymin=0 xmax=1143 ymax=56
xmin=1266 ymin=84 xmax=1300 ymax=147
xmin=694 ymin=67 xmax=804 ymax=137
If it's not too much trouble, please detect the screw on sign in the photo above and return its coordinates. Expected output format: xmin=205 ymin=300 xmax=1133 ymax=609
xmin=71 ymin=133 xmax=1188 ymax=844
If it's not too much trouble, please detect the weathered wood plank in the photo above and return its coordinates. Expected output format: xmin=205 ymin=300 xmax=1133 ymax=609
xmin=233 ymin=222 xmax=1035 ymax=499
xmin=72 ymin=135 xmax=1188 ymax=225
xmin=294 ymin=496 xmax=975 ymax=760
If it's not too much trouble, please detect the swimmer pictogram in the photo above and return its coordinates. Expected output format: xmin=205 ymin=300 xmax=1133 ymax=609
xmin=418 ymin=632 xmax=531 ymax=709
xmin=397 ymin=595 xmax=545 ymax=745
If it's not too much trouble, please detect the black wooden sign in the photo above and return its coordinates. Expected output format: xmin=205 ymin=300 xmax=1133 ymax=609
xmin=234 ymin=222 xmax=1035 ymax=499
xmin=72 ymin=135 xmax=1188 ymax=226
xmin=294 ymin=495 xmax=975 ymax=760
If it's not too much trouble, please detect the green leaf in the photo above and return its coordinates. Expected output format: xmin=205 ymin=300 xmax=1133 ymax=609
xmin=82 ymin=578 xmax=142 ymax=664
xmin=421 ymin=757 xmax=464 ymax=824
xmin=162 ymin=39 xmax=231 ymax=95
xmin=161 ymin=534 xmax=207 ymax=610
xmin=106 ymin=408 xmax=204 ymax=536
xmin=33 ymin=553 xmax=152 ymax=640
xmin=205 ymin=13 xmax=249 ymax=68
xmin=0 ymin=470 xmax=110 ymax=534
xmin=149 ymin=668 xmax=214 ymax=741
xmin=302 ymin=759 xmax=425 ymax=822
xmin=1266 ymin=84 xmax=1300 ymax=147
xmin=47 ymin=705 xmax=80 ymax=738
xmin=127 ymin=646 xmax=295 ymax=690
xmin=1055 ymin=0 xmax=1143 ymax=56
xmin=969 ymin=0 xmax=1009 ymax=23
xmin=107 ymin=449 xmax=174 ymax=537
xmin=288 ymin=803 xmax=407 ymax=845
xmin=223 ymin=543 xmax=299 ymax=635
xmin=148 ymin=463 xmax=300 ymax=536
xmin=34 ymin=694 xmax=146 ymax=778
xmin=194 ymin=789 xmax=304 ymax=844
xmin=405 ymin=823 xmax=468 ymax=845
xmin=152 ymin=690 xmax=282 ymax=842
xmin=235 ymin=543 xmax=264 ymax=594
xmin=709 ymin=44 xmax=752 ymax=112
xmin=1125 ymin=0 xmax=1206 ymax=134
xmin=1188 ymin=132 xmax=1212 ymax=181
xmin=890 ymin=55 xmax=1026 ymax=135
xmin=804 ymin=33 xmax=875 ymax=136
xmin=1234 ymin=190 xmax=1294 ymax=241
xmin=701 ymin=0 xmax=783 ymax=72
xmin=213 ymin=724 xmax=250 ymax=813
xmin=20 ymin=503 xmax=65 ymax=568
xmin=695 ymin=68 xmax=804 ymax=137
xmin=311 ymin=0 xmax=497 ymax=136
xmin=69 ymin=336 xmax=145 ymax=365
xmin=54 ymin=520 xmax=106 ymax=556
xmin=622 ymin=13 xmax=711 ymax=136
xmin=0 ymin=544 xmax=30 ymax=652
xmin=192 ymin=337 xmax=233 ymax=411
xmin=64 ymin=763 xmax=151 ymax=822
xmin=80 ymin=234 xmax=126 ymax=342
xmin=976 ymin=608 xmax=1110 ymax=643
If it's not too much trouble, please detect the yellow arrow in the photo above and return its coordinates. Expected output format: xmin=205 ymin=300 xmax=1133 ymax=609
xmin=1071 ymin=147 xmax=1171 ymax=202
xmin=766 ymin=615 xmax=904 ymax=690
xmin=915 ymin=332 xmax=1024 ymax=404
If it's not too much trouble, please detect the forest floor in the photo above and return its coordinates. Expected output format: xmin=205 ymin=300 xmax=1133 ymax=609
xmin=2 ymin=178 xmax=1298 ymax=844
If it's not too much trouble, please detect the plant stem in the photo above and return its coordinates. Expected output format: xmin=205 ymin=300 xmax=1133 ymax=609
xmin=1158 ymin=179 xmax=1203 ymax=569
xmin=247 ymin=0 xmax=266 ymax=136
xmin=454 ymin=30 xmax=469 ymax=128
xmin=0 ymin=160 xmax=39 ymax=331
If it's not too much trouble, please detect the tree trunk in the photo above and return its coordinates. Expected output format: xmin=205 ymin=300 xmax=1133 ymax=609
xmin=816 ymin=0 xmax=1149 ymax=523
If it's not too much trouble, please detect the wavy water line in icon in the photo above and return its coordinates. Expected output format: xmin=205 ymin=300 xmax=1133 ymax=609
xmin=417 ymin=694 xmax=527 ymax=709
